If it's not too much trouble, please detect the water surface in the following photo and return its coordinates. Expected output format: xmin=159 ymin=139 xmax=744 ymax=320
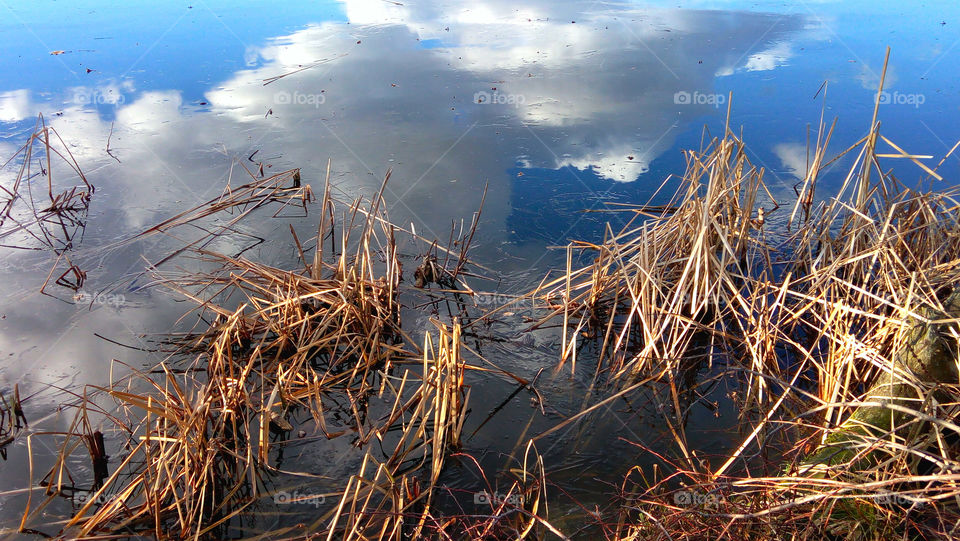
xmin=1 ymin=0 xmax=958 ymax=534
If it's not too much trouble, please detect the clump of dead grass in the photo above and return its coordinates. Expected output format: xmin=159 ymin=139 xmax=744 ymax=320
xmin=16 ymin=156 xmax=557 ymax=540
xmin=531 ymin=50 xmax=960 ymax=539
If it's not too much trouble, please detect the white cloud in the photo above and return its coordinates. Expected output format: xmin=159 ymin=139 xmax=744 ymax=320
xmin=2 ymin=1 xmax=810 ymax=242
xmin=744 ymin=41 xmax=793 ymax=72
xmin=856 ymin=62 xmax=898 ymax=91
xmin=773 ymin=142 xmax=808 ymax=179
xmin=0 ymin=89 xmax=33 ymax=122
xmin=116 ymin=90 xmax=183 ymax=128
xmin=561 ymin=146 xmax=651 ymax=182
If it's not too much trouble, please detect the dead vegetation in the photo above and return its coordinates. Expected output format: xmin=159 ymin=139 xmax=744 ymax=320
xmin=0 ymin=114 xmax=94 ymax=293
xmin=528 ymin=53 xmax=960 ymax=539
xmin=7 ymin=47 xmax=960 ymax=540
xmin=13 ymin=154 xmax=561 ymax=540
xmin=0 ymin=385 xmax=26 ymax=460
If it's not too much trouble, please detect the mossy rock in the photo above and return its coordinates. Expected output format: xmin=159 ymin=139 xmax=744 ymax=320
xmin=799 ymin=288 xmax=960 ymax=473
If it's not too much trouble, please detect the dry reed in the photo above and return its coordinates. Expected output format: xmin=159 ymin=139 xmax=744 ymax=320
xmin=17 ymin=161 xmax=537 ymax=540
xmin=0 ymin=114 xmax=94 ymax=293
xmin=528 ymin=55 xmax=960 ymax=539
xmin=14 ymin=48 xmax=960 ymax=540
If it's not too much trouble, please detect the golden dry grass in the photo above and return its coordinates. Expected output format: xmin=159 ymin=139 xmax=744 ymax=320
xmin=16 ymin=163 xmax=508 ymax=539
xmin=526 ymin=54 xmax=960 ymax=539
xmin=11 ymin=48 xmax=960 ymax=541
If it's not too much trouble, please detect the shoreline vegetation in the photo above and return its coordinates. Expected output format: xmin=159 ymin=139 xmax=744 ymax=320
xmin=527 ymin=98 xmax=960 ymax=539
xmin=3 ymin=50 xmax=960 ymax=539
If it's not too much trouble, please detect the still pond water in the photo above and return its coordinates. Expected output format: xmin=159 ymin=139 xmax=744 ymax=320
xmin=1 ymin=0 xmax=958 ymax=535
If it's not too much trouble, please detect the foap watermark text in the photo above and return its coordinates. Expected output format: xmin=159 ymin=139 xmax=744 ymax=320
xmin=473 ymin=292 xmax=515 ymax=307
xmin=674 ymin=90 xmax=726 ymax=108
xmin=72 ymin=88 xmax=126 ymax=106
xmin=673 ymin=489 xmax=720 ymax=508
xmin=274 ymin=91 xmax=325 ymax=108
xmin=474 ymin=90 xmax=525 ymax=107
xmin=74 ymin=290 xmax=126 ymax=308
xmin=474 ymin=490 xmax=524 ymax=506
xmin=877 ymin=91 xmax=925 ymax=108
xmin=273 ymin=491 xmax=326 ymax=507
